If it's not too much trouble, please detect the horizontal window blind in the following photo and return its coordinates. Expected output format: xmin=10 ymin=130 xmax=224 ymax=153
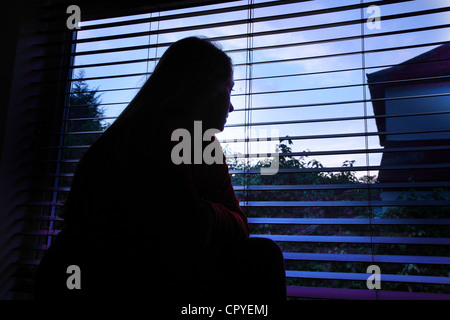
xmin=18 ymin=0 xmax=450 ymax=300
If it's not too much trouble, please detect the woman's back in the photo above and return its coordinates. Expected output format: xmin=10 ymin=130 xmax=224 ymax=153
xmin=35 ymin=112 xmax=208 ymax=300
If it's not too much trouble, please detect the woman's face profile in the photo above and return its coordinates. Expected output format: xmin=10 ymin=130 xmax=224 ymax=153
xmin=202 ymin=75 xmax=234 ymax=132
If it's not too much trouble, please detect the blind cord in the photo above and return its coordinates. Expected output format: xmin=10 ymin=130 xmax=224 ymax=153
xmin=244 ymin=0 xmax=255 ymax=210
xmin=360 ymin=0 xmax=378 ymax=300
xmin=47 ymin=30 xmax=79 ymax=249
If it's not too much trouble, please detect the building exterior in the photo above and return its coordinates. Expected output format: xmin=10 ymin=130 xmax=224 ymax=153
xmin=367 ymin=44 xmax=450 ymax=205
xmin=368 ymin=44 xmax=450 ymax=190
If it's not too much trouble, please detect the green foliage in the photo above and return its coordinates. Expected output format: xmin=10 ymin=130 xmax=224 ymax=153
xmin=64 ymin=70 xmax=108 ymax=156
xmin=225 ymin=136 xmax=449 ymax=294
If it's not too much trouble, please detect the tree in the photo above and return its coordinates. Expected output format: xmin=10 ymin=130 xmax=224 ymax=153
xmin=57 ymin=70 xmax=106 ymax=219
xmin=63 ymin=70 xmax=106 ymax=159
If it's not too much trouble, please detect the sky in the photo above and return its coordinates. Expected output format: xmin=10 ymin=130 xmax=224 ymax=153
xmin=70 ymin=0 xmax=450 ymax=177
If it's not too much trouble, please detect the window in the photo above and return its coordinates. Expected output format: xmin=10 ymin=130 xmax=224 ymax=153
xmin=15 ymin=0 xmax=450 ymax=299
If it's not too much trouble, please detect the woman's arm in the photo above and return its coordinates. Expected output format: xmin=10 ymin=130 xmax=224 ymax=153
xmin=192 ymin=152 xmax=250 ymax=242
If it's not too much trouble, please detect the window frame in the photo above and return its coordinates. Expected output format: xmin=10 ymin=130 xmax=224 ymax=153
xmin=3 ymin=0 xmax=449 ymax=300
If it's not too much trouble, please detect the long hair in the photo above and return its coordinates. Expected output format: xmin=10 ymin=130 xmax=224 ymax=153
xmin=61 ymin=36 xmax=233 ymax=223
xmin=111 ymin=36 xmax=233 ymax=128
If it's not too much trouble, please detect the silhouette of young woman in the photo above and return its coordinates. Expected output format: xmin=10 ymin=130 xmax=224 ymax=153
xmin=35 ymin=36 xmax=286 ymax=302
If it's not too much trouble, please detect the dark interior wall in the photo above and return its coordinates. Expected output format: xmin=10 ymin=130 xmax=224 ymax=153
xmin=1 ymin=1 xmax=46 ymax=299
xmin=0 ymin=0 xmax=234 ymax=300
xmin=1 ymin=0 xmax=79 ymax=300
xmin=1 ymin=3 xmax=21 ymax=161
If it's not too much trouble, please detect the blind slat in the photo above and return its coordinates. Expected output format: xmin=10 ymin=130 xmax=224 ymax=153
xmin=248 ymin=218 xmax=450 ymax=225
xmin=283 ymin=252 xmax=450 ymax=265
xmin=250 ymin=235 xmax=450 ymax=245
xmin=242 ymin=200 xmax=450 ymax=207
xmin=286 ymin=286 xmax=450 ymax=300
xmin=230 ymin=163 xmax=450 ymax=174
xmin=234 ymin=182 xmax=450 ymax=190
xmin=285 ymin=271 xmax=450 ymax=285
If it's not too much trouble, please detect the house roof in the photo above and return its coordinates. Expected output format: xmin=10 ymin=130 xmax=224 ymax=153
xmin=367 ymin=43 xmax=450 ymax=83
xmin=367 ymin=43 xmax=450 ymax=146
